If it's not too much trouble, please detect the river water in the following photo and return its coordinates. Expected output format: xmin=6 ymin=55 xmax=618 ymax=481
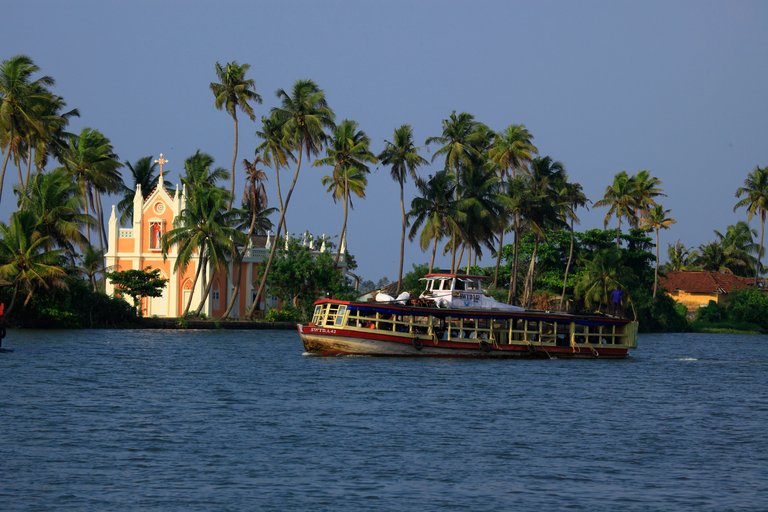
xmin=0 ymin=329 xmax=766 ymax=511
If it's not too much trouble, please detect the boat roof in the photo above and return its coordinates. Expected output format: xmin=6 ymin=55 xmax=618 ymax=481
xmin=312 ymin=298 xmax=631 ymax=326
xmin=421 ymin=273 xmax=488 ymax=280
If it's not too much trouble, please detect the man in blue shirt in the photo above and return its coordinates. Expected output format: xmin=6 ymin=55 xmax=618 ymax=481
xmin=610 ymin=288 xmax=622 ymax=316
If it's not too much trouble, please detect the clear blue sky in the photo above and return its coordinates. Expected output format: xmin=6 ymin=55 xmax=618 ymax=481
xmin=4 ymin=0 xmax=768 ymax=282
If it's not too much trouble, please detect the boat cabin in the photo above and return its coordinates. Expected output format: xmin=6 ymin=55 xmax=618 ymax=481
xmin=419 ymin=273 xmax=522 ymax=311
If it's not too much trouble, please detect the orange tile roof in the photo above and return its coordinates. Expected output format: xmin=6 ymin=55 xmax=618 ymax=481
xmin=660 ymin=271 xmax=753 ymax=294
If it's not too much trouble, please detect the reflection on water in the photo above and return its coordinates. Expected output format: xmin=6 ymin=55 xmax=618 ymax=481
xmin=1 ymin=330 xmax=767 ymax=511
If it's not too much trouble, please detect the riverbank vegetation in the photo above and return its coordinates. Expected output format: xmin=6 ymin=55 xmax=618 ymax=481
xmin=1 ymin=55 xmax=767 ymax=331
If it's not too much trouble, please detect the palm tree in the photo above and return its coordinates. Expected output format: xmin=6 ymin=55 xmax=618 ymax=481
xmin=455 ymin=160 xmax=502 ymax=272
xmin=426 ymin=111 xmax=483 ymax=181
xmin=379 ymin=124 xmax=428 ymax=293
xmin=78 ymin=245 xmax=104 ymax=292
xmin=162 ymin=187 xmax=243 ymax=315
xmin=734 ymin=165 xmax=768 ymax=284
xmin=117 ymin=156 xmax=164 ymax=225
xmin=0 ymin=210 xmax=67 ymax=314
xmin=408 ymin=171 xmax=461 ymax=272
xmin=641 ymin=204 xmax=676 ymax=297
xmin=22 ymin=90 xmax=78 ymax=192
xmin=0 ymin=55 xmax=55 ymax=205
xmin=256 ymin=114 xmax=294 ymax=236
xmin=248 ymin=79 xmax=334 ymax=317
xmin=695 ymin=241 xmax=727 ymax=273
xmin=14 ymin=166 xmax=89 ymax=263
xmin=59 ymin=128 xmax=123 ymax=255
xmin=210 ymin=61 xmax=262 ymax=209
xmin=575 ymin=248 xmax=627 ymax=313
xmin=666 ymin=240 xmax=696 ymax=272
xmin=316 ymin=119 xmax=377 ymax=263
xmin=222 ymin=154 xmax=275 ymax=318
xmin=182 ymin=150 xmax=229 ymax=190
xmin=519 ymin=156 xmax=568 ymax=306
xmin=631 ymin=169 xmax=665 ymax=225
xmin=594 ymin=171 xmax=636 ymax=247
xmin=557 ymin=181 xmax=589 ymax=309
xmin=163 ymin=171 xmax=242 ymax=316
xmin=426 ymin=112 xmax=491 ymax=269
xmin=713 ymin=221 xmax=759 ymax=277
xmin=488 ymin=124 xmax=537 ymax=287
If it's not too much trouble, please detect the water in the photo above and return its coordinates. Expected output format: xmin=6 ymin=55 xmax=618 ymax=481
xmin=1 ymin=330 xmax=766 ymax=511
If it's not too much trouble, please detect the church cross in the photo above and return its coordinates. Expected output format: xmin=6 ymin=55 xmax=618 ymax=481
xmin=155 ymin=154 xmax=168 ymax=176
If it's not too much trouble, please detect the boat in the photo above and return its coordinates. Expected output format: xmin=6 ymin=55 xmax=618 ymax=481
xmin=298 ymin=273 xmax=638 ymax=358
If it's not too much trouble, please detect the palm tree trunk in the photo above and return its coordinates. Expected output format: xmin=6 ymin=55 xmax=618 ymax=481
xmin=5 ymin=283 xmax=20 ymax=317
xmin=223 ymin=208 xmax=259 ymax=318
xmin=229 ymin=115 xmax=238 ymax=210
xmin=523 ymin=237 xmax=539 ymax=307
xmin=616 ymin=216 xmax=622 ymax=248
xmin=456 ymin=244 xmax=465 ymax=273
xmin=96 ymin=192 xmax=108 ymax=251
xmin=560 ymin=221 xmax=576 ymax=311
xmin=493 ymin=231 xmax=504 ymax=288
xmin=336 ymin=174 xmax=349 ymax=265
xmin=24 ymin=146 xmax=32 ymax=191
xmin=757 ymin=213 xmax=765 ymax=285
xmin=451 ymin=229 xmax=458 ymax=273
xmin=249 ymin=147 xmax=304 ymax=318
xmin=508 ymin=222 xmax=521 ymax=303
xmin=183 ymin=254 xmax=206 ymax=316
xmin=0 ymin=149 xmax=11 ymax=206
xmin=81 ymin=182 xmax=91 ymax=244
xmin=397 ymin=183 xmax=406 ymax=294
xmin=274 ymin=164 xmax=287 ymax=237
xmin=194 ymin=255 xmax=210 ymax=316
xmin=196 ymin=265 xmax=216 ymax=317
xmin=16 ymin=157 xmax=23 ymax=189
xmin=430 ymin=236 xmax=438 ymax=273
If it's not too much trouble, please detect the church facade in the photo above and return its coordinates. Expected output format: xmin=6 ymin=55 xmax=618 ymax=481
xmin=104 ymin=155 xmax=329 ymax=318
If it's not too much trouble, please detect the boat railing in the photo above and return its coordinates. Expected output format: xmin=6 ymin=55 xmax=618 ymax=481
xmin=311 ymin=301 xmax=637 ymax=348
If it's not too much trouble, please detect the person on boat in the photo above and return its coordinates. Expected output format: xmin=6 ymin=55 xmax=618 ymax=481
xmin=610 ymin=287 xmax=622 ymax=316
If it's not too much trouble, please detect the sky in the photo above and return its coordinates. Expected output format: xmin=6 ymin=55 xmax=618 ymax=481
xmin=4 ymin=0 xmax=768 ymax=282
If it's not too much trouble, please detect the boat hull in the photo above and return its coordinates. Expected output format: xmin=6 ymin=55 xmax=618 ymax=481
xmin=298 ymin=325 xmax=629 ymax=359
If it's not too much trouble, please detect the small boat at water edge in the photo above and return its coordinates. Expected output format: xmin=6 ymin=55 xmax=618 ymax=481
xmin=298 ymin=274 xmax=638 ymax=359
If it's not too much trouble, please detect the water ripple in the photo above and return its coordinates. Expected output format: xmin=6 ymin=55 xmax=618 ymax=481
xmin=1 ymin=330 xmax=767 ymax=510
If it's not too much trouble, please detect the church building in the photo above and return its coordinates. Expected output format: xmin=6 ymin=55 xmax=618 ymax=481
xmin=104 ymin=154 xmax=330 ymax=318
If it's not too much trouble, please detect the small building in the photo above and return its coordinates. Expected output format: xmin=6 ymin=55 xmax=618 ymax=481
xmin=660 ymin=270 xmax=754 ymax=311
xmin=105 ymin=154 xmax=334 ymax=318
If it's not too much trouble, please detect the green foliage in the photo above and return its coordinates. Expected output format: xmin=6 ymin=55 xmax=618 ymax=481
xmin=400 ymin=264 xmax=431 ymax=296
xmin=105 ymin=267 xmax=167 ymax=316
xmin=265 ymin=306 xmax=303 ymax=322
xmin=696 ymin=300 xmax=726 ymax=324
xmin=4 ymin=274 xmax=137 ymax=328
xmin=726 ymin=288 xmax=768 ymax=329
xmin=261 ymin=239 xmax=355 ymax=319
xmin=691 ymin=289 xmax=768 ymax=332
xmin=633 ymin=288 xmax=689 ymax=332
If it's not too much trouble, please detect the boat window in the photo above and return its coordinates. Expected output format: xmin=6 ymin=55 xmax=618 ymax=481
xmin=454 ymin=279 xmax=465 ymax=291
xmin=334 ymin=305 xmax=347 ymax=326
xmin=465 ymin=280 xmax=480 ymax=291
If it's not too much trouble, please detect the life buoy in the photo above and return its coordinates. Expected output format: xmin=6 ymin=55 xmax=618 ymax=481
xmin=413 ymin=338 xmax=423 ymax=351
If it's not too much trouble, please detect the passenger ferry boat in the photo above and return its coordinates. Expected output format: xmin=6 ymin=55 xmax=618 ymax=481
xmin=298 ymin=274 xmax=638 ymax=358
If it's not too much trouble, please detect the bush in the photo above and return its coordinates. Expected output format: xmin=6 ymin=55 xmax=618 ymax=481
xmin=726 ymin=288 xmax=768 ymax=330
xmin=265 ymin=307 xmax=303 ymax=322
xmin=695 ymin=300 xmax=726 ymax=324
xmin=9 ymin=276 xmax=138 ymax=328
